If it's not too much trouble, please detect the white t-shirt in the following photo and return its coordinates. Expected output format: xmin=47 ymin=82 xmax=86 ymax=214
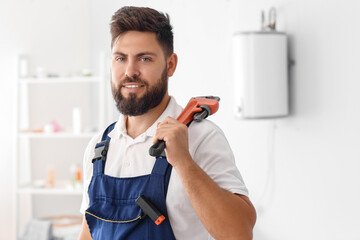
xmin=80 ymin=96 xmax=249 ymax=240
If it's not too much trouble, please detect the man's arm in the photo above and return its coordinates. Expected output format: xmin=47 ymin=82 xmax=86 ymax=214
xmin=154 ymin=117 xmax=256 ymax=240
xmin=173 ymin=156 xmax=256 ymax=239
xmin=78 ymin=216 xmax=92 ymax=240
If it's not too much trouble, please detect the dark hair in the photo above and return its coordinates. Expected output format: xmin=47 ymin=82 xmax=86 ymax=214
xmin=110 ymin=6 xmax=174 ymax=57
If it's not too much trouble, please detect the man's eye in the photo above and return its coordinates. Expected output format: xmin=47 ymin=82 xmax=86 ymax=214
xmin=116 ymin=57 xmax=125 ymax=62
xmin=141 ymin=57 xmax=151 ymax=62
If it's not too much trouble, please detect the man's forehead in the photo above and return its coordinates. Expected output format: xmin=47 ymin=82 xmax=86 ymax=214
xmin=112 ymin=31 xmax=162 ymax=53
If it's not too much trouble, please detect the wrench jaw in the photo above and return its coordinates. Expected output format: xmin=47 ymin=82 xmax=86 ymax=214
xmin=195 ymin=96 xmax=220 ymax=102
xmin=177 ymin=96 xmax=220 ymax=125
xmin=193 ymin=105 xmax=211 ymax=122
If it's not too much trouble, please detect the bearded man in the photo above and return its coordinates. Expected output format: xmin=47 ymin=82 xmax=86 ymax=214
xmin=78 ymin=6 xmax=256 ymax=240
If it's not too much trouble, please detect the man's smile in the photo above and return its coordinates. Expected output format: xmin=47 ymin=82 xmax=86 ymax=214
xmin=122 ymin=83 xmax=145 ymax=94
xmin=124 ymin=84 xmax=141 ymax=88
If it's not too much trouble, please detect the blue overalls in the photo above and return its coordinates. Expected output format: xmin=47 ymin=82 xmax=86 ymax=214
xmin=85 ymin=123 xmax=176 ymax=239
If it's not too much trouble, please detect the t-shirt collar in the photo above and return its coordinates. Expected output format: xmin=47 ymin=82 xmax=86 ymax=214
xmin=108 ymin=96 xmax=183 ymax=140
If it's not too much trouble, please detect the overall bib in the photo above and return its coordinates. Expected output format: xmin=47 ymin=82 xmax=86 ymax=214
xmin=85 ymin=123 xmax=176 ymax=239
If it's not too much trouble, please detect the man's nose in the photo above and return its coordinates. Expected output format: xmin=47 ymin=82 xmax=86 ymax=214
xmin=125 ymin=60 xmax=140 ymax=78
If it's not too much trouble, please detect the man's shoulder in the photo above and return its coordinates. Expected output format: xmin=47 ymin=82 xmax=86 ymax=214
xmin=187 ymin=119 xmax=227 ymax=150
xmin=85 ymin=131 xmax=103 ymax=152
xmin=189 ymin=119 xmax=223 ymax=136
xmin=85 ymin=122 xmax=117 ymax=154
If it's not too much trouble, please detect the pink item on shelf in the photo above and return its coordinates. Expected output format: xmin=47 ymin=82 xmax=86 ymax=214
xmin=50 ymin=120 xmax=62 ymax=132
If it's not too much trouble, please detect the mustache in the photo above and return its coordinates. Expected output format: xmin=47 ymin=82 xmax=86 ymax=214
xmin=120 ymin=76 xmax=148 ymax=86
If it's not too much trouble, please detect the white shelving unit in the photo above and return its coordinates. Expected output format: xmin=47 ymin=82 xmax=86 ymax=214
xmin=19 ymin=132 xmax=96 ymax=139
xmin=13 ymin=55 xmax=109 ymax=238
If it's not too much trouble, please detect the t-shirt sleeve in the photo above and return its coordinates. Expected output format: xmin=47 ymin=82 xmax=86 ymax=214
xmin=189 ymin=120 xmax=249 ymax=197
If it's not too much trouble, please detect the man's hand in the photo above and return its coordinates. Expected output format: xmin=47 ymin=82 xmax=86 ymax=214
xmin=153 ymin=116 xmax=192 ymax=167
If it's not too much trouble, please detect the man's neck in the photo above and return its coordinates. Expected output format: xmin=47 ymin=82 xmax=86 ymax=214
xmin=126 ymin=94 xmax=171 ymax=139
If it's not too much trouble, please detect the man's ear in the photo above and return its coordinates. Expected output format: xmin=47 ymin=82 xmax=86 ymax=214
xmin=167 ymin=53 xmax=178 ymax=77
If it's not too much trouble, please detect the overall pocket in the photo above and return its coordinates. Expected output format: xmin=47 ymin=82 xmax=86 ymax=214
xmin=85 ymin=199 xmax=148 ymax=240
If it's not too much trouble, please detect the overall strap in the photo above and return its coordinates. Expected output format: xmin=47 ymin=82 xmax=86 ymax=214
xmin=100 ymin=121 xmax=117 ymax=142
xmin=151 ymin=157 xmax=173 ymax=197
xmin=151 ymin=157 xmax=170 ymax=176
xmin=92 ymin=122 xmax=117 ymax=176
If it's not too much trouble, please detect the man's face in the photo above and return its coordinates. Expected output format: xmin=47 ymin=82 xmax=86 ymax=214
xmin=111 ymin=31 xmax=169 ymax=116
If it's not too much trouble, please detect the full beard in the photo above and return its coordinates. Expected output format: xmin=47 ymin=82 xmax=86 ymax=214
xmin=111 ymin=67 xmax=168 ymax=116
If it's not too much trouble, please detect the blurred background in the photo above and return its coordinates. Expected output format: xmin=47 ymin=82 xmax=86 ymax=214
xmin=1 ymin=0 xmax=360 ymax=239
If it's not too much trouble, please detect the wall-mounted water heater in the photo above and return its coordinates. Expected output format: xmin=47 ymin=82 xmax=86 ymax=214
xmin=233 ymin=8 xmax=289 ymax=119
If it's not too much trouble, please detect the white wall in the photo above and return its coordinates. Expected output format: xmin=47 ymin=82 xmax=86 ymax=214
xmin=229 ymin=1 xmax=360 ymax=239
xmin=2 ymin=0 xmax=360 ymax=239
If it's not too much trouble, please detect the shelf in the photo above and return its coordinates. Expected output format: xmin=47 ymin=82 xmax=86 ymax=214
xmin=19 ymin=76 xmax=100 ymax=84
xmin=19 ymin=132 xmax=96 ymax=139
xmin=14 ymin=53 xmax=107 ymax=239
xmin=17 ymin=182 xmax=83 ymax=195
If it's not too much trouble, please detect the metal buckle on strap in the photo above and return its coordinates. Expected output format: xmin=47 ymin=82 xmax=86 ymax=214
xmin=92 ymin=140 xmax=109 ymax=163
